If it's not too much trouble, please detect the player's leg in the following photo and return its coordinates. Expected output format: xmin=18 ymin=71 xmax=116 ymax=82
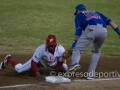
xmin=0 ymin=54 xmax=32 ymax=73
xmin=15 ymin=59 xmax=32 ymax=73
xmin=0 ymin=54 xmax=20 ymax=70
xmin=69 ymin=27 xmax=95 ymax=71
xmin=87 ymin=27 xmax=107 ymax=79
xmin=63 ymin=27 xmax=96 ymax=76
xmin=87 ymin=52 xmax=101 ymax=79
xmin=64 ymin=25 xmax=106 ymax=76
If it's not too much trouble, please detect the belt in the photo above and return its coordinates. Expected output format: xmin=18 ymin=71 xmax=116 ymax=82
xmin=87 ymin=24 xmax=106 ymax=31
xmin=89 ymin=23 xmax=106 ymax=28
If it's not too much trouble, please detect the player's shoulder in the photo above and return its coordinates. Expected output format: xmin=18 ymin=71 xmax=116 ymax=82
xmin=36 ymin=44 xmax=46 ymax=50
xmin=56 ymin=44 xmax=65 ymax=51
xmin=56 ymin=43 xmax=64 ymax=48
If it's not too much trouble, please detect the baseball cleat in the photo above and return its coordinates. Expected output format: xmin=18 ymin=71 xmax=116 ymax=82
xmin=63 ymin=63 xmax=81 ymax=77
xmin=0 ymin=54 xmax=12 ymax=70
xmin=87 ymin=77 xmax=95 ymax=80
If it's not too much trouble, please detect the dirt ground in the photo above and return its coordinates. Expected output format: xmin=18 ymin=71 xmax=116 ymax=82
xmin=0 ymin=54 xmax=120 ymax=90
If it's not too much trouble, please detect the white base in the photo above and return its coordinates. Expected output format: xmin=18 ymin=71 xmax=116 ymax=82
xmin=45 ymin=76 xmax=71 ymax=83
xmin=0 ymin=63 xmax=2 ymax=70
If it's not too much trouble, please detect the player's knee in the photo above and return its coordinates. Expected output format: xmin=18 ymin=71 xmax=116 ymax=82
xmin=16 ymin=70 xmax=23 ymax=73
xmin=92 ymin=50 xmax=100 ymax=54
xmin=15 ymin=63 xmax=23 ymax=73
xmin=73 ymin=48 xmax=83 ymax=54
xmin=92 ymin=50 xmax=101 ymax=56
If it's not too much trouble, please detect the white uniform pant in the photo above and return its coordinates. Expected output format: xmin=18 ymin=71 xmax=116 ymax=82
xmin=15 ymin=59 xmax=68 ymax=73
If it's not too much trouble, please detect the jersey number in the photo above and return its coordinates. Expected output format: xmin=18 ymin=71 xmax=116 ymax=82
xmin=84 ymin=11 xmax=100 ymax=20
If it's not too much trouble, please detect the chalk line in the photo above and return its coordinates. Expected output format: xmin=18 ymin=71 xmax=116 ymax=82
xmin=73 ymin=77 xmax=120 ymax=82
xmin=1 ymin=78 xmax=120 ymax=88
xmin=0 ymin=84 xmax=37 ymax=89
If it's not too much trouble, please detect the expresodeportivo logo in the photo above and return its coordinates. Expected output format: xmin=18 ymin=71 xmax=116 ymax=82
xmin=50 ymin=70 xmax=120 ymax=78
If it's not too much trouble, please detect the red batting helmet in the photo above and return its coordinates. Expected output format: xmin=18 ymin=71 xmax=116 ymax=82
xmin=46 ymin=35 xmax=57 ymax=46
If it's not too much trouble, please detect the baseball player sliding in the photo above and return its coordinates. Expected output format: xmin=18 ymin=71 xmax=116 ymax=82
xmin=64 ymin=4 xmax=120 ymax=79
xmin=0 ymin=35 xmax=68 ymax=80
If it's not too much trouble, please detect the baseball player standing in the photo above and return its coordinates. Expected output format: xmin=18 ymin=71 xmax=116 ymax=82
xmin=66 ymin=4 xmax=120 ymax=79
xmin=0 ymin=35 xmax=68 ymax=80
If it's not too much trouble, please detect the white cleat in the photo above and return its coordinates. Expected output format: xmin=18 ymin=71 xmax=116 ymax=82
xmin=63 ymin=63 xmax=81 ymax=77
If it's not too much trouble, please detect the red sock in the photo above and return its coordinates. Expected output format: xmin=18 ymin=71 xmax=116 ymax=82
xmin=9 ymin=58 xmax=20 ymax=67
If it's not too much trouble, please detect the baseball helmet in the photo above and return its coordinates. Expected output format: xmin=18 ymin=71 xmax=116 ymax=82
xmin=74 ymin=4 xmax=86 ymax=15
xmin=46 ymin=34 xmax=57 ymax=46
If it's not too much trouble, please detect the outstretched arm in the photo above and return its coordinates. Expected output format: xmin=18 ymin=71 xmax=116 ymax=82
xmin=109 ymin=21 xmax=117 ymax=29
xmin=109 ymin=21 xmax=120 ymax=38
xmin=31 ymin=60 xmax=45 ymax=80
xmin=72 ymin=35 xmax=80 ymax=47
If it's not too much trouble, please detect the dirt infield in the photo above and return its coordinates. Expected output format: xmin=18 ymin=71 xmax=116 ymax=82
xmin=0 ymin=54 xmax=120 ymax=90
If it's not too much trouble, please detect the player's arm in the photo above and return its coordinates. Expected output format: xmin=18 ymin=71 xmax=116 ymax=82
xmin=60 ymin=45 xmax=70 ymax=61
xmin=109 ymin=21 xmax=120 ymax=38
xmin=98 ymin=12 xmax=112 ymax=25
xmin=109 ymin=21 xmax=117 ymax=29
xmin=61 ymin=24 xmax=79 ymax=59
xmin=31 ymin=45 xmax=45 ymax=80
xmin=31 ymin=60 xmax=44 ymax=80
xmin=99 ymin=12 xmax=120 ymax=38
xmin=72 ymin=15 xmax=82 ymax=47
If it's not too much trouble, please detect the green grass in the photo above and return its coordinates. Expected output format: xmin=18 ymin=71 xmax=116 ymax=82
xmin=0 ymin=0 xmax=120 ymax=56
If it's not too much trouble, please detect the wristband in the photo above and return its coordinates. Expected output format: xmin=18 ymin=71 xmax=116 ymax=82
xmin=72 ymin=40 xmax=77 ymax=47
xmin=114 ymin=27 xmax=120 ymax=35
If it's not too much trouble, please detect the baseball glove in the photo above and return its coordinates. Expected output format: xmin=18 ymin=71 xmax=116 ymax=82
xmin=62 ymin=47 xmax=72 ymax=59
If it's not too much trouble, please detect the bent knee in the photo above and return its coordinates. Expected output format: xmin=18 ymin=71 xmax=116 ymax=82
xmin=15 ymin=63 xmax=23 ymax=73
xmin=92 ymin=50 xmax=100 ymax=53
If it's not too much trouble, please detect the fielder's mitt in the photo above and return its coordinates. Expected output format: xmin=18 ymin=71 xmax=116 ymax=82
xmin=62 ymin=47 xmax=72 ymax=59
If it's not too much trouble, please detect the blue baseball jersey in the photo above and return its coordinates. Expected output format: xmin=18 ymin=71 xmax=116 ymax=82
xmin=75 ymin=10 xmax=112 ymax=36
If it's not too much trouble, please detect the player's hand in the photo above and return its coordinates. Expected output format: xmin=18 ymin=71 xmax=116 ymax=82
xmin=36 ymin=72 xmax=45 ymax=80
xmin=114 ymin=27 xmax=120 ymax=38
xmin=118 ymin=30 xmax=120 ymax=38
xmin=72 ymin=40 xmax=77 ymax=47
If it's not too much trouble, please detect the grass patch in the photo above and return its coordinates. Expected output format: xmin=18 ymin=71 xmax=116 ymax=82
xmin=0 ymin=0 xmax=120 ymax=56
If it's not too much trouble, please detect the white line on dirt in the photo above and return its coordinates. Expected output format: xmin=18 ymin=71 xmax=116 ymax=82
xmin=1 ymin=78 xmax=120 ymax=88
xmin=73 ymin=78 xmax=120 ymax=82
xmin=0 ymin=84 xmax=37 ymax=89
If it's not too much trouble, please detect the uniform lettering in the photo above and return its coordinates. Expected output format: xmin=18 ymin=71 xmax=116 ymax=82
xmin=84 ymin=11 xmax=101 ymax=20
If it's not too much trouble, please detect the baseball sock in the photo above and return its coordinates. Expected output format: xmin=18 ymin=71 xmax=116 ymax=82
xmin=9 ymin=58 xmax=20 ymax=67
